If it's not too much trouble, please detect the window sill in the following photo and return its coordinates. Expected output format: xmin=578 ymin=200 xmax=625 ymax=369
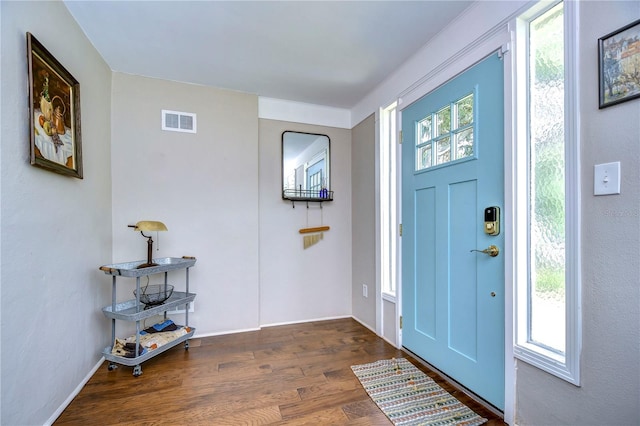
xmin=514 ymin=343 xmax=580 ymax=386
xmin=382 ymin=292 xmax=396 ymax=303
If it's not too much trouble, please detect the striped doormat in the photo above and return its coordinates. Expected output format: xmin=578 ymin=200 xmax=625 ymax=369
xmin=351 ymin=358 xmax=487 ymax=426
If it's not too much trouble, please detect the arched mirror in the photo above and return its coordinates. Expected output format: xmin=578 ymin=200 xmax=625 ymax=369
xmin=282 ymin=131 xmax=332 ymax=201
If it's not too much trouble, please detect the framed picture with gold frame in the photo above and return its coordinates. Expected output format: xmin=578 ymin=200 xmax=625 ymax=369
xmin=27 ymin=32 xmax=83 ymax=178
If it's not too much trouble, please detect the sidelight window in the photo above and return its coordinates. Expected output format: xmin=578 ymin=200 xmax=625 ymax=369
xmin=381 ymin=103 xmax=398 ymax=297
xmin=514 ymin=0 xmax=581 ymax=385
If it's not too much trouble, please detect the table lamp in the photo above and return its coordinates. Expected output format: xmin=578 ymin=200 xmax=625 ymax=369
xmin=128 ymin=221 xmax=168 ymax=268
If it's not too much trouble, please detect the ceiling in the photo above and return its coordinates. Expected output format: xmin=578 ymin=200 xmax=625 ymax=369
xmin=63 ymin=1 xmax=473 ymax=109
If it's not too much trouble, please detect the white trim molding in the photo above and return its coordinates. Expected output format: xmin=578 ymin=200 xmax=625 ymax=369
xmin=258 ymin=97 xmax=351 ymax=129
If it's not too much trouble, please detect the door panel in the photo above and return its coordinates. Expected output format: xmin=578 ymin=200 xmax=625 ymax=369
xmin=414 ymin=187 xmax=436 ymax=338
xmin=449 ymin=179 xmax=478 ymax=360
xmin=402 ymin=53 xmax=504 ymax=409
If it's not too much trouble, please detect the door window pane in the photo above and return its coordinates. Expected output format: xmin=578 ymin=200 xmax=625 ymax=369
xmin=456 ymin=94 xmax=474 ymax=128
xmin=436 ymin=106 xmax=451 ymax=136
xmin=436 ymin=136 xmax=451 ymax=165
xmin=455 ymin=128 xmax=474 ymax=159
xmin=419 ymin=116 xmax=432 ymax=144
xmin=417 ymin=145 xmax=432 ymax=170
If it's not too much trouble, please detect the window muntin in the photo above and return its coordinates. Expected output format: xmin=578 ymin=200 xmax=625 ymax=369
xmin=415 ymin=93 xmax=474 ymax=171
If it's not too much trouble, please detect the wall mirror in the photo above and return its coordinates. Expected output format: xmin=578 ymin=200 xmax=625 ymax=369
xmin=282 ymin=131 xmax=332 ymax=201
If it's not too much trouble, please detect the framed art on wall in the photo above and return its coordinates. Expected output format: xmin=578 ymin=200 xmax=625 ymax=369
xmin=599 ymin=19 xmax=640 ymax=109
xmin=27 ymin=32 xmax=83 ymax=178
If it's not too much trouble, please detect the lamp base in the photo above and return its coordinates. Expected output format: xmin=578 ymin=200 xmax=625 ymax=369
xmin=136 ymin=235 xmax=158 ymax=269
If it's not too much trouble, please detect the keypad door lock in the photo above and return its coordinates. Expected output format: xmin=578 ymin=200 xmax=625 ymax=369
xmin=484 ymin=206 xmax=500 ymax=236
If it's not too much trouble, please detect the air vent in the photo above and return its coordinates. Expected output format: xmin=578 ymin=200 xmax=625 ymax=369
xmin=162 ymin=110 xmax=197 ymax=133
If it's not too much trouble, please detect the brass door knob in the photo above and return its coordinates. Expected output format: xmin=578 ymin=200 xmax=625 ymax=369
xmin=470 ymin=245 xmax=500 ymax=257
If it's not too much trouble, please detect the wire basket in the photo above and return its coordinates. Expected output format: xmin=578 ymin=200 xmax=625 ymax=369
xmin=134 ymin=284 xmax=174 ymax=308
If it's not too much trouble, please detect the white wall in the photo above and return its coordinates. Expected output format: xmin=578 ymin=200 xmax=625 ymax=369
xmin=111 ymin=76 xmax=354 ymax=336
xmin=258 ymin=119 xmax=352 ymax=325
xmin=516 ymin=2 xmax=640 ymax=424
xmin=351 ymin=114 xmax=377 ymax=328
xmin=0 ymin=1 xmax=112 ymax=425
xmin=110 ymin=73 xmax=260 ymax=335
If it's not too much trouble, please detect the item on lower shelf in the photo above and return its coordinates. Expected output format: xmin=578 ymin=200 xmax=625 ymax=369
xmin=111 ymin=322 xmax=191 ymax=358
xmin=112 ymin=340 xmax=147 ymax=358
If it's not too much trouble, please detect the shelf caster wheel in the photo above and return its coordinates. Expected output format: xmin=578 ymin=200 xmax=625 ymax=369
xmin=184 ymin=341 xmax=189 ymax=350
xmin=132 ymin=365 xmax=142 ymax=377
xmin=108 ymin=362 xmax=117 ymax=371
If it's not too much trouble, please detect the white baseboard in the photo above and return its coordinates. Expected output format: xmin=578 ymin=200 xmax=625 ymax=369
xmin=193 ymin=315 xmax=354 ymax=339
xmin=260 ymin=315 xmax=351 ymax=329
xmin=193 ymin=326 xmax=261 ymax=339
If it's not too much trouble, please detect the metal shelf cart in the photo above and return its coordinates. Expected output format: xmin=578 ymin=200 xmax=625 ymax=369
xmin=99 ymin=256 xmax=196 ymax=376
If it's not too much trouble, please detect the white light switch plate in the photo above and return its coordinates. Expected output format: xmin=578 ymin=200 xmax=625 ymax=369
xmin=594 ymin=161 xmax=620 ymax=195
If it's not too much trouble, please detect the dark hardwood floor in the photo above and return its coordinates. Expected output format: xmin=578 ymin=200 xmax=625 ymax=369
xmin=55 ymin=318 xmax=506 ymax=425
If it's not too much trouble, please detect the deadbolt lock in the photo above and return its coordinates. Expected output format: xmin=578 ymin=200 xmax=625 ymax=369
xmin=484 ymin=206 xmax=500 ymax=236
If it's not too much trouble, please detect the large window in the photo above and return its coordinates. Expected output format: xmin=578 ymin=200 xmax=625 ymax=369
xmin=514 ymin=0 xmax=581 ymax=385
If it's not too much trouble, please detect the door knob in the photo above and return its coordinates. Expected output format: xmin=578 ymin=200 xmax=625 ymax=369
xmin=470 ymin=245 xmax=499 ymax=257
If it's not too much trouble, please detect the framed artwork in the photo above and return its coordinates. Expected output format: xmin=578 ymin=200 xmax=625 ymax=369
xmin=27 ymin=32 xmax=83 ymax=178
xmin=599 ymin=19 xmax=640 ymax=109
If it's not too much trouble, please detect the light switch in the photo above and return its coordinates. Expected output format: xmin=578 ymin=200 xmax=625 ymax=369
xmin=594 ymin=162 xmax=621 ymax=195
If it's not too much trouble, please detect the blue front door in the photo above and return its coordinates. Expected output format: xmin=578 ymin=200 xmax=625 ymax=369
xmin=401 ymin=53 xmax=505 ymax=409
